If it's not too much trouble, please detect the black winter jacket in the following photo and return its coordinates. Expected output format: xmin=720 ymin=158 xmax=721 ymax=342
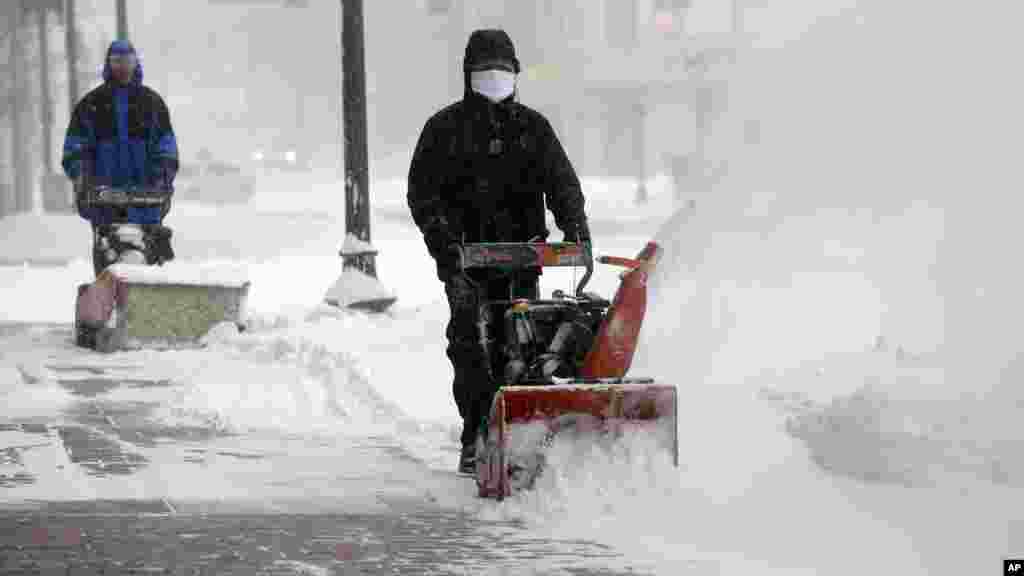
xmin=407 ymin=90 xmax=589 ymax=281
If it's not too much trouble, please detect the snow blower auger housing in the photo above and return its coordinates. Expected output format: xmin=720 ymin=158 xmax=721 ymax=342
xmin=73 ymin=185 xmax=250 ymax=353
xmin=463 ymin=241 xmax=678 ymax=499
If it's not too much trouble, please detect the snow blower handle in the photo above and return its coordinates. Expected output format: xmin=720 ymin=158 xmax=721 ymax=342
xmin=82 ymin=184 xmax=172 ymax=209
xmin=458 ymin=242 xmax=594 ymax=296
xmin=72 ymin=147 xmax=172 ymax=217
xmin=595 ymin=255 xmax=644 ymax=269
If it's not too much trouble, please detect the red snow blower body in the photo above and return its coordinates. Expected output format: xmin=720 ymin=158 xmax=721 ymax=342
xmin=461 ymin=241 xmax=678 ymax=500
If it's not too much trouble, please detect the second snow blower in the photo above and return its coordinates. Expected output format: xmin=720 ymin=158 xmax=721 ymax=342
xmin=461 ymin=241 xmax=678 ymax=500
xmin=73 ymin=183 xmax=250 ymax=353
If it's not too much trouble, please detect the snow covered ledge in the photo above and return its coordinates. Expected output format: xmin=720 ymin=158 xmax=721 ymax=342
xmin=107 ymin=261 xmax=250 ymax=288
xmin=324 ymin=234 xmax=396 ymax=313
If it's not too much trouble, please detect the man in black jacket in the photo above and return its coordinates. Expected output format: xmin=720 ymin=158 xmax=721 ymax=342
xmin=407 ymin=29 xmax=591 ymax=473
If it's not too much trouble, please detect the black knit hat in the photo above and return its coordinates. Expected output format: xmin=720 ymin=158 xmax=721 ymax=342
xmin=463 ymin=29 xmax=520 ymax=73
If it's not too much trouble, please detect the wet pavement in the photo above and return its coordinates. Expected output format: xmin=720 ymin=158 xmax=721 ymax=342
xmin=0 ymin=323 xmax=655 ymax=575
xmin=0 ymin=506 xmax=639 ymax=575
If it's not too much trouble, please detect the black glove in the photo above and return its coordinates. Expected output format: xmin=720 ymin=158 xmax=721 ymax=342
xmin=72 ymin=172 xmax=88 ymax=219
xmin=440 ymin=242 xmax=464 ymax=276
xmin=66 ymin=158 xmax=84 ymax=180
xmin=563 ymin=220 xmax=592 ymax=262
xmin=424 ymin=223 xmax=461 ymax=279
xmin=152 ymin=157 xmax=177 ymax=191
xmin=160 ymin=195 xmax=172 ymax=220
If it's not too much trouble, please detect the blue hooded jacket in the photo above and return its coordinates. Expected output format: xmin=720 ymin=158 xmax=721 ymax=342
xmin=62 ymin=40 xmax=179 ymax=225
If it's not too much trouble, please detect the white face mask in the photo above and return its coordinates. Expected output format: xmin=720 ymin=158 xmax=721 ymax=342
xmin=470 ymin=69 xmax=517 ymax=103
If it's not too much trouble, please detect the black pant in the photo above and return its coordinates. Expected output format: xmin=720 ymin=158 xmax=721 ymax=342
xmin=90 ymin=223 xmax=175 ymax=278
xmin=446 ymin=271 xmax=538 ymax=447
xmin=91 ymin=225 xmax=114 ymax=277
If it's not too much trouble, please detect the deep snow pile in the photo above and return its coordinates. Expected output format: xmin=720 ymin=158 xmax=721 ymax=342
xmin=473 ymin=194 xmax=1021 ymax=575
xmin=131 ymin=311 xmax=460 ymax=474
xmin=478 ymin=203 xmax=928 ymax=574
xmin=782 ymin=348 xmax=1024 ymax=490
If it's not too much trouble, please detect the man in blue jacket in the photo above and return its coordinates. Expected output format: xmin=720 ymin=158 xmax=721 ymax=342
xmin=61 ymin=40 xmax=179 ymax=276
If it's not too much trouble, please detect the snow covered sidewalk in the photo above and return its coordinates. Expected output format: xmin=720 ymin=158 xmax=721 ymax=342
xmin=0 ymin=319 xmax=461 ymax=510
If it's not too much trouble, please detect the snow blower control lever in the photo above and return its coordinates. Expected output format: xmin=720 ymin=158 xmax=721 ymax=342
xmin=73 ymin=147 xmax=173 ymax=214
xmin=457 ymin=242 xmax=594 ymax=297
xmin=79 ymin=185 xmax=171 ymax=210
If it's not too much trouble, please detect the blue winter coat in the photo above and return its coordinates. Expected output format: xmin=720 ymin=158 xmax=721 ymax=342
xmin=61 ymin=41 xmax=179 ymax=225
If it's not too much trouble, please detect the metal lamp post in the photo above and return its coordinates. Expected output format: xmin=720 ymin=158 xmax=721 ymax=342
xmin=325 ymin=0 xmax=395 ymax=312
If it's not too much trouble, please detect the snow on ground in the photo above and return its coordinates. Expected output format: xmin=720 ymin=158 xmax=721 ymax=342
xmin=0 ymin=321 xmax=466 ymax=514
xmin=2 ymin=163 xmax=1022 ymax=573
xmin=0 ymin=355 xmax=77 ymax=421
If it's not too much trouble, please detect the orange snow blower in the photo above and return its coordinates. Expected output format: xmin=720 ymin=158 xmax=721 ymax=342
xmin=461 ymin=241 xmax=678 ymax=500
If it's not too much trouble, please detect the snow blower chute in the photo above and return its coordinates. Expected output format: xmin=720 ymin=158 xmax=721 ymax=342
xmin=73 ymin=184 xmax=250 ymax=353
xmin=463 ymin=241 xmax=678 ymax=499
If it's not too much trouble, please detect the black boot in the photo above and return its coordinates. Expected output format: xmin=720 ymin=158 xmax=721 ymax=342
xmin=143 ymin=225 xmax=174 ymax=265
xmin=458 ymin=442 xmax=476 ymax=475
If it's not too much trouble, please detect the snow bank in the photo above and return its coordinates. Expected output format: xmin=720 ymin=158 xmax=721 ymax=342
xmin=111 ymin=303 xmax=460 ymax=466
xmin=156 ymin=335 xmax=395 ymax=436
xmin=784 ymin=348 xmax=1024 ymax=490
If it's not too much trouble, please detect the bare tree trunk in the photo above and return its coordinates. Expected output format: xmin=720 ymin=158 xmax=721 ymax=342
xmin=11 ymin=2 xmax=30 ymax=214
xmin=39 ymin=8 xmax=53 ymax=176
xmin=66 ymin=0 xmax=79 ymax=111
xmin=1 ymin=6 xmax=15 ymax=217
xmin=116 ymin=0 xmax=128 ymax=41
